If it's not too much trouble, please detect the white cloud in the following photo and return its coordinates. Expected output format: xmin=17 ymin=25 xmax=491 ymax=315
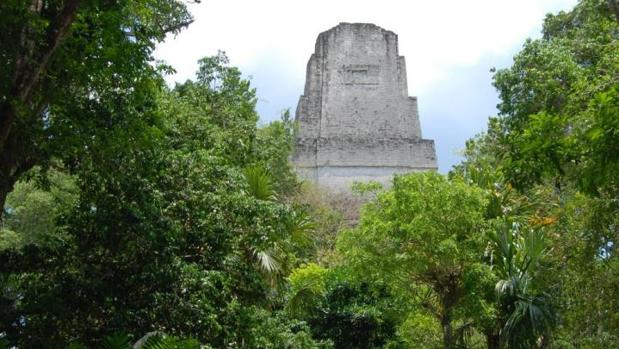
xmin=156 ymin=0 xmax=577 ymax=93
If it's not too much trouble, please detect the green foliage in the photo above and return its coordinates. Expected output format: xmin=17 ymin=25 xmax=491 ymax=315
xmin=249 ymin=310 xmax=333 ymax=349
xmin=350 ymin=181 xmax=385 ymax=196
xmin=457 ymin=1 xmax=619 ymax=346
xmin=287 ymin=264 xmax=400 ymax=349
xmin=65 ymin=332 xmax=202 ymax=349
xmin=287 ymin=263 xmax=329 ymax=316
xmin=245 ymin=165 xmax=276 ymax=201
xmin=575 ymin=86 xmax=619 ymax=194
xmin=100 ymin=333 xmax=132 ymax=349
xmin=489 ymin=223 xmax=556 ymax=348
xmin=489 ymin=0 xmax=618 ymax=194
xmin=0 ymin=0 xmax=193 ymax=219
xmin=289 ymin=263 xmax=329 ymax=295
xmin=166 ymin=51 xmax=259 ymax=164
xmin=0 ymin=168 xmax=77 ymax=250
xmin=0 ymin=53 xmax=303 ymax=348
xmin=139 ymin=334 xmax=201 ymax=349
xmin=338 ymin=172 xmax=490 ymax=349
xmin=339 ymin=172 xmax=488 ymax=292
xmin=289 ymin=183 xmax=354 ymax=265
xmin=396 ymin=312 xmax=443 ymax=349
xmin=253 ymin=110 xmax=299 ymax=196
xmin=549 ymin=191 xmax=619 ymax=347
xmin=1 ymin=2 xmax=615 ymax=348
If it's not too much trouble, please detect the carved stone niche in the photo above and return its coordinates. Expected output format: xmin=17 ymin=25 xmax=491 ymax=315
xmin=342 ymin=64 xmax=379 ymax=85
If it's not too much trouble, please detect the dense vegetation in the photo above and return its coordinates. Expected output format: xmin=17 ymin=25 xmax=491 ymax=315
xmin=1 ymin=0 xmax=617 ymax=348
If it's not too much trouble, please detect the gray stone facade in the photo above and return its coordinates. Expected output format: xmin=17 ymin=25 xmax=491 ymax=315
xmin=292 ymin=23 xmax=437 ymax=190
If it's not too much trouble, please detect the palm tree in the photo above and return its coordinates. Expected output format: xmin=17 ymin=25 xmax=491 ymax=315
xmin=491 ymin=222 xmax=556 ymax=348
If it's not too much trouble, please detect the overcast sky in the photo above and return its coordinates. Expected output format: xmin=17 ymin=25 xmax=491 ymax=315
xmin=155 ymin=0 xmax=578 ymax=172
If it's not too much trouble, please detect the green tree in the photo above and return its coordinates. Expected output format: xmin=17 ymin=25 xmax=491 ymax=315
xmin=338 ymin=172 xmax=489 ymax=349
xmin=0 ymin=0 xmax=192 ymax=219
xmin=490 ymin=223 xmax=556 ymax=348
xmin=0 ymin=54 xmax=304 ymax=348
xmin=489 ymin=0 xmax=618 ymax=194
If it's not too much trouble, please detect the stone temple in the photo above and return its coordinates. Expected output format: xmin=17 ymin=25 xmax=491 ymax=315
xmin=292 ymin=23 xmax=438 ymax=190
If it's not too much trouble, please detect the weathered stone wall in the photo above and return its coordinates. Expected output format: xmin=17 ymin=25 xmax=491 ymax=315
xmin=293 ymin=23 xmax=437 ymax=190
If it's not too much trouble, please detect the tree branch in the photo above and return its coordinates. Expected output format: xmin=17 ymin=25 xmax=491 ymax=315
xmin=0 ymin=0 xmax=81 ymax=153
xmin=20 ymin=0 xmax=81 ymax=102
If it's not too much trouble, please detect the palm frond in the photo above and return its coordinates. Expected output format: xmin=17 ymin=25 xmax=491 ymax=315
xmin=254 ymin=249 xmax=281 ymax=274
xmin=100 ymin=333 xmax=132 ymax=349
xmin=502 ymin=294 xmax=555 ymax=349
xmin=133 ymin=331 xmax=164 ymax=349
xmin=286 ymin=286 xmax=322 ymax=317
xmin=142 ymin=335 xmax=201 ymax=349
xmin=244 ymin=165 xmax=275 ymax=201
xmin=286 ymin=209 xmax=315 ymax=247
xmin=495 ymin=275 xmax=521 ymax=299
xmin=522 ymin=229 xmax=546 ymax=274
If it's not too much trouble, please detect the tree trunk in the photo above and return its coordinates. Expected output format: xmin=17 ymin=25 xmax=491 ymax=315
xmin=609 ymin=0 xmax=619 ymax=22
xmin=0 ymin=132 xmax=36 ymax=221
xmin=0 ymin=172 xmax=15 ymax=222
xmin=0 ymin=98 xmax=18 ymax=155
xmin=441 ymin=309 xmax=455 ymax=349
xmin=485 ymin=329 xmax=501 ymax=349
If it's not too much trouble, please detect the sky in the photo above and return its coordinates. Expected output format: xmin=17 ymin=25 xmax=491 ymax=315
xmin=155 ymin=0 xmax=578 ymax=173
